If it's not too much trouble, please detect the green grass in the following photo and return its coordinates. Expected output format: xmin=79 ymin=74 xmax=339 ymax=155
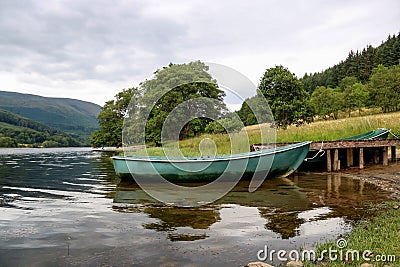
xmin=129 ymin=111 xmax=400 ymax=157
xmin=272 ymin=112 xmax=400 ymax=143
xmin=304 ymin=202 xmax=400 ymax=266
xmin=129 ymin=131 xmax=257 ymax=157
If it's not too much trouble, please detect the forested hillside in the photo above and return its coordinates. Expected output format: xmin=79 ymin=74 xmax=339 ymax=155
xmin=0 ymin=109 xmax=83 ymax=147
xmin=302 ymin=33 xmax=400 ymax=93
xmin=236 ymin=32 xmax=400 ymax=126
xmin=0 ymin=91 xmax=101 ymax=139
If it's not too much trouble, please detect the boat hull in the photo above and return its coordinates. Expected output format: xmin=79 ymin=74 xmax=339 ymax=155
xmin=112 ymin=141 xmax=311 ymax=182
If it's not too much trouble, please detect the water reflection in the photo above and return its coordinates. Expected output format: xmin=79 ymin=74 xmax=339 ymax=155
xmin=292 ymin=173 xmax=387 ymax=221
xmin=112 ymin=173 xmax=389 ymax=242
xmin=0 ymin=149 xmax=391 ymax=267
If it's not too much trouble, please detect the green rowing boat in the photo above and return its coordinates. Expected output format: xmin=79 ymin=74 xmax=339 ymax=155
xmin=112 ymin=141 xmax=311 ymax=182
xmin=338 ymin=128 xmax=390 ymax=140
xmin=302 ymin=128 xmax=391 ymax=167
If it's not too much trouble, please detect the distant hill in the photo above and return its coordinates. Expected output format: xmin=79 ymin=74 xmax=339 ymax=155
xmin=0 ymin=109 xmax=83 ymax=147
xmin=0 ymin=91 xmax=101 ymax=140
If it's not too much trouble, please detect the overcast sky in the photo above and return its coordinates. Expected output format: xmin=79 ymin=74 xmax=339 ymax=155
xmin=0 ymin=0 xmax=399 ymax=107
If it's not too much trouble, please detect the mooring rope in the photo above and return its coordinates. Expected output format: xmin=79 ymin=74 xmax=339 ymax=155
xmin=389 ymin=129 xmax=400 ymax=139
xmin=304 ymin=141 xmax=325 ymax=162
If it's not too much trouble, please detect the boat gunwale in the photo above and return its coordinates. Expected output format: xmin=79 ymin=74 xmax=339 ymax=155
xmin=339 ymin=128 xmax=390 ymax=140
xmin=112 ymin=141 xmax=312 ymax=163
xmin=366 ymin=129 xmax=390 ymax=139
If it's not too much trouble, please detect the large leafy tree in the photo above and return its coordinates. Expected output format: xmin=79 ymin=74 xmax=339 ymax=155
xmin=351 ymin=82 xmax=369 ymax=115
xmin=236 ymin=93 xmax=274 ymax=126
xmin=236 ymin=100 xmax=257 ymax=126
xmin=368 ymin=64 xmax=400 ymax=113
xmin=90 ymin=87 xmax=139 ymax=147
xmin=340 ymin=76 xmax=359 ymax=117
xmin=258 ymin=65 xmax=313 ymax=128
xmin=127 ymin=61 xmax=227 ymax=146
xmin=310 ymin=86 xmax=344 ymax=119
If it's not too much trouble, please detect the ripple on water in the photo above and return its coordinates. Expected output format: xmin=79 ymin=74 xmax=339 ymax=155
xmin=0 ymin=148 xmax=392 ymax=267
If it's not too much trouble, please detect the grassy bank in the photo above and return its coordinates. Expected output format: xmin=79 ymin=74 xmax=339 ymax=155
xmin=133 ymin=111 xmax=400 ymax=157
xmin=304 ymin=202 xmax=400 ymax=266
xmin=272 ymin=111 xmax=400 ymax=143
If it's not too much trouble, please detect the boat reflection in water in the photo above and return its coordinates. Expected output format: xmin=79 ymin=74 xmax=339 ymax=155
xmin=111 ymin=173 xmax=389 ymax=242
xmin=0 ymin=148 xmax=392 ymax=267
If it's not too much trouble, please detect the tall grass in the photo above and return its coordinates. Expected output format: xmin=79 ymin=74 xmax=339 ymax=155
xmin=131 ymin=111 xmax=400 ymax=157
xmin=272 ymin=112 xmax=400 ymax=143
xmin=304 ymin=202 xmax=400 ymax=266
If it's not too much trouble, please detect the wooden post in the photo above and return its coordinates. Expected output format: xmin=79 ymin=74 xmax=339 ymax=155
xmin=326 ymin=149 xmax=332 ymax=172
xmin=391 ymin=146 xmax=397 ymax=162
xmin=346 ymin=148 xmax=353 ymax=167
xmin=373 ymin=150 xmax=380 ymax=164
xmin=333 ymin=149 xmax=339 ymax=171
xmin=333 ymin=173 xmax=341 ymax=198
xmin=327 ymin=174 xmax=332 ymax=197
xmin=350 ymin=149 xmax=354 ymax=166
xmin=383 ymin=146 xmax=388 ymax=166
xmin=359 ymin=148 xmax=364 ymax=169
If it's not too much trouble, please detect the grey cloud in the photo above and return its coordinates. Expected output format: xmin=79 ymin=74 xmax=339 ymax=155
xmin=0 ymin=0 xmax=187 ymax=82
xmin=0 ymin=0 xmax=399 ymax=105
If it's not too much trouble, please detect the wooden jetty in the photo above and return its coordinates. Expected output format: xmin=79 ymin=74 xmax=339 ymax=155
xmin=251 ymin=139 xmax=400 ymax=172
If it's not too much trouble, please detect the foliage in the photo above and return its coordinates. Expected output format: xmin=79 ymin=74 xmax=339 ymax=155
xmin=310 ymin=86 xmax=344 ymax=119
xmin=205 ymin=115 xmax=243 ymax=134
xmin=90 ymin=87 xmax=139 ymax=148
xmin=95 ymin=35 xmax=400 ymax=147
xmin=258 ymin=65 xmax=313 ymax=128
xmin=302 ymin=33 xmax=400 ymax=93
xmin=0 ymin=91 xmax=100 ymax=142
xmin=351 ymin=82 xmax=369 ymax=115
xmin=0 ymin=109 xmax=83 ymax=147
xmin=41 ymin=140 xmax=59 ymax=148
xmin=368 ymin=64 xmax=400 ymax=113
xmin=236 ymin=100 xmax=257 ymax=126
xmin=0 ymin=136 xmax=17 ymax=147
xmin=340 ymin=76 xmax=358 ymax=117
xmin=127 ymin=61 xmax=227 ymax=146
xmin=338 ymin=76 xmax=370 ymax=117
xmin=236 ymin=93 xmax=274 ymax=126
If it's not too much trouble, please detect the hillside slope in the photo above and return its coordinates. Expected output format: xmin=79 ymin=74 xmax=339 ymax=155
xmin=301 ymin=33 xmax=400 ymax=93
xmin=0 ymin=91 xmax=101 ymax=138
xmin=0 ymin=109 xmax=83 ymax=147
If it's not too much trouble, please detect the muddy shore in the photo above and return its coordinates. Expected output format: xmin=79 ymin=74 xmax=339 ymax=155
xmin=336 ymin=161 xmax=400 ymax=200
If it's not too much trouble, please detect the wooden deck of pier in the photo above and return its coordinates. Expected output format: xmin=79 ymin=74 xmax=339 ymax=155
xmin=251 ymin=139 xmax=400 ymax=172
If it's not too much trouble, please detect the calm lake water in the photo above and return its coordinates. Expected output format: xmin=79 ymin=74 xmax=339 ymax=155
xmin=0 ymin=148 xmax=390 ymax=266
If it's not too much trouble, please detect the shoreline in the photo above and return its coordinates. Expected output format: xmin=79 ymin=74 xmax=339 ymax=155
xmin=338 ymin=161 xmax=400 ymax=200
xmin=247 ymin=164 xmax=400 ymax=267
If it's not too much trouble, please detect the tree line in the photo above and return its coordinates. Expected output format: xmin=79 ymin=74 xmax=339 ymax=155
xmin=302 ymin=33 xmax=400 ymax=93
xmin=237 ymin=62 xmax=400 ymax=126
xmin=0 ymin=109 xmax=83 ymax=147
xmin=91 ymin=61 xmax=228 ymax=148
xmin=91 ymin=33 xmax=400 ymax=147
